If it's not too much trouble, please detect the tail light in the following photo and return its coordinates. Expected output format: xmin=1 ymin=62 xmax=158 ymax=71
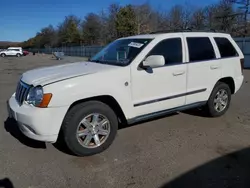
xmin=240 ymin=58 xmax=244 ymax=74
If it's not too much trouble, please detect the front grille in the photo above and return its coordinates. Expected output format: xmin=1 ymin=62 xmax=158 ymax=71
xmin=15 ymin=81 xmax=31 ymax=105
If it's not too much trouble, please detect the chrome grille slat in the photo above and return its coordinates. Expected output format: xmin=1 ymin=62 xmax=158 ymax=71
xmin=15 ymin=81 xmax=31 ymax=105
xmin=23 ymin=88 xmax=30 ymax=102
xmin=19 ymin=87 xmax=25 ymax=103
xmin=16 ymin=83 xmax=21 ymax=102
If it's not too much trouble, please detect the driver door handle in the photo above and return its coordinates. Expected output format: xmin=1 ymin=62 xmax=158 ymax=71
xmin=210 ymin=65 xmax=220 ymax=70
xmin=173 ymin=71 xmax=185 ymax=76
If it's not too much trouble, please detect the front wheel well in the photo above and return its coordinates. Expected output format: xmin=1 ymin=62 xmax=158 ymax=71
xmin=66 ymin=95 xmax=127 ymax=125
xmin=217 ymin=77 xmax=235 ymax=94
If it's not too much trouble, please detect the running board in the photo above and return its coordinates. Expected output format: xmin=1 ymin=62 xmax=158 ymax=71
xmin=127 ymin=101 xmax=207 ymax=124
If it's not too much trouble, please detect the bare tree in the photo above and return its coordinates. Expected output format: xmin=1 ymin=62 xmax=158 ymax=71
xmin=133 ymin=3 xmax=153 ymax=34
xmin=191 ymin=8 xmax=206 ymax=29
xmin=213 ymin=0 xmax=238 ymax=32
xmin=168 ymin=4 xmax=192 ymax=30
xmin=21 ymin=0 xmax=250 ymax=48
xmin=204 ymin=5 xmax=218 ymax=29
xmin=82 ymin=13 xmax=102 ymax=45
xmin=154 ymin=11 xmax=170 ymax=31
xmin=98 ymin=9 xmax=108 ymax=45
xmin=106 ymin=3 xmax=120 ymax=42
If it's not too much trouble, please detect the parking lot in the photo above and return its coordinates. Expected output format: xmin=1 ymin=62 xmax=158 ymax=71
xmin=1 ymin=54 xmax=250 ymax=188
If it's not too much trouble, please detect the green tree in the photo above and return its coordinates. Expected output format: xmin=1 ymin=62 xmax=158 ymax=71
xmin=57 ymin=15 xmax=81 ymax=46
xmin=38 ymin=25 xmax=57 ymax=47
xmin=82 ymin=13 xmax=102 ymax=45
xmin=20 ymin=0 xmax=246 ymax=47
xmin=115 ymin=5 xmax=136 ymax=38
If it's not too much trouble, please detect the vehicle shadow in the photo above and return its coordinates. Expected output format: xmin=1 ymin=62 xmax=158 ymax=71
xmin=0 ymin=178 xmax=14 ymax=188
xmin=118 ymin=112 xmax=179 ymax=130
xmin=4 ymin=117 xmax=46 ymax=149
xmin=52 ymin=130 xmax=76 ymax=156
xmin=52 ymin=112 xmax=179 ymax=156
xmin=181 ymin=107 xmax=211 ymax=118
xmin=159 ymin=147 xmax=250 ymax=188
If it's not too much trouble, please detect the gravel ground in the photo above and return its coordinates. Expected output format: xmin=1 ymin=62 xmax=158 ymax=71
xmin=0 ymin=54 xmax=250 ymax=188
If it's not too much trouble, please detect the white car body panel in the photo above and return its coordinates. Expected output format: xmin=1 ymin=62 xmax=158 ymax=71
xmin=0 ymin=47 xmax=23 ymax=56
xmin=21 ymin=61 xmax=120 ymax=86
xmin=130 ymin=34 xmax=187 ymax=116
xmin=7 ymin=32 xmax=245 ymax=143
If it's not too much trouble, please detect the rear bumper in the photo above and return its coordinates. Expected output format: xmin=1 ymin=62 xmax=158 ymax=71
xmin=7 ymin=94 xmax=69 ymax=143
xmin=234 ymin=75 xmax=244 ymax=93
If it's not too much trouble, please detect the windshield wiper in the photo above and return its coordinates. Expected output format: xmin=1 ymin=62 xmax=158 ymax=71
xmin=89 ymin=59 xmax=103 ymax=63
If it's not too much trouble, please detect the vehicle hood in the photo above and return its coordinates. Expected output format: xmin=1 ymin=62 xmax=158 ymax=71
xmin=21 ymin=61 xmax=118 ymax=86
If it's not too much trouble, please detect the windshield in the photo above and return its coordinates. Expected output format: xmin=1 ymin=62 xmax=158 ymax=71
xmin=90 ymin=38 xmax=153 ymax=66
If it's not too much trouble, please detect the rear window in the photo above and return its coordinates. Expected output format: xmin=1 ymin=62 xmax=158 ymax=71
xmin=187 ymin=37 xmax=216 ymax=62
xmin=214 ymin=37 xmax=238 ymax=58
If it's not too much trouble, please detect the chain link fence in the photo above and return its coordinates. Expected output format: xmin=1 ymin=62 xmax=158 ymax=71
xmin=26 ymin=37 xmax=250 ymax=68
xmin=27 ymin=45 xmax=104 ymax=58
xmin=234 ymin=37 xmax=250 ymax=68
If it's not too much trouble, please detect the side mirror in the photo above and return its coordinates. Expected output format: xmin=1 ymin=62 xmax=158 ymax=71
xmin=141 ymin=55 xmax=165 ymax=69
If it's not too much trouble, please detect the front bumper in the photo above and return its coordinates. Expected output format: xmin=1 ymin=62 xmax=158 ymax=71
xmin=7 ymin=94 xmax=69 ymax=143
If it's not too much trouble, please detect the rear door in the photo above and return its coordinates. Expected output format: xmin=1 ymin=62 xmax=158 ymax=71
xmin=184 ymin=35 xmax=222 ymax=105
xmin=214 ymin=36 xmax=244 ymax=93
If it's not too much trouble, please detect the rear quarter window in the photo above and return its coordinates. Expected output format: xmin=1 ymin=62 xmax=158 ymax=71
xmin=214 ymin=37 xmax=238 ymax=58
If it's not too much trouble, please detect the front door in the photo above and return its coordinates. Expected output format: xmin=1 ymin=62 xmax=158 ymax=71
xmin=6 ymin=49 xmax=14 ymax=56
xmin=131 ymin=37 xmax=187 ymax=117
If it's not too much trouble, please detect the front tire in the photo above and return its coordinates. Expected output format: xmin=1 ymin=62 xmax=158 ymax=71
xmin=205 ymin=82 xmax=231 ymax=117
xmin=61 ymin=101 xmax=118 ymax=156
xmin=16 ymin=53 xmax=21 ymax=57
xmin=1 ymin=53 xmax=6 ymax=57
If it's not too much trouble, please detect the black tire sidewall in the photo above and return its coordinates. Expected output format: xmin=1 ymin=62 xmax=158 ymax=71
xmin=207 ymin=82 xmax=231 ymax=117
xmin=1 ymin=54 xmax=5 ymax=57
xmin=63 ymin=101 xmax=118 ymax=156
xmin=16 ymin=53 xmax=21 ymax=57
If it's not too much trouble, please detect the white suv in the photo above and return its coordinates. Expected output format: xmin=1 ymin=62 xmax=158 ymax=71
xmin=0 ymin=47 xmax=23 ymax=57
xmin=7 ymin=31 xmax=244 ymax=156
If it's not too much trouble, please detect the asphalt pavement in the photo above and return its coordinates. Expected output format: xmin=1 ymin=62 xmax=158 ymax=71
xmin=0 ymin=54 xmax=250 ymax=188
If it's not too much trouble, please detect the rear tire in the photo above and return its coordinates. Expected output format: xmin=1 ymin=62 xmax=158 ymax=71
xmin=1 ymin=53 xmax=6 ymax=57
xmin=61 ymin=101 xmax=118 ymax=156
xmin=205 ymin=82 xmax=231 ymax=117
xmin=16 ymin=53 xmax=21 ymax=57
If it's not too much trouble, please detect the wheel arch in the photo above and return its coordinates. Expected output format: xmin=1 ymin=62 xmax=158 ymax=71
xmin=65 ymin=95 xmax=127 ymax=125
xmin=217 ymin=77 xmax=235 ymax=94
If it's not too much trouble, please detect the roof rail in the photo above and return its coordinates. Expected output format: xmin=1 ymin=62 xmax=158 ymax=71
xmin=149 ymin=28 xmax=220 ymax=34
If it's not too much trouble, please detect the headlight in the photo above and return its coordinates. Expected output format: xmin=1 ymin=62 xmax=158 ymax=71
xmin=26 ymin=86 xmax=44 ymax=106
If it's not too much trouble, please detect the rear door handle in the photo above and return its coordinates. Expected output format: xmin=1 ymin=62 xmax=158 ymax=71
xmin=210 ymin=65 xmax=220 ymax=70
xmin=173 ymin=71 xmax=185 ymax=76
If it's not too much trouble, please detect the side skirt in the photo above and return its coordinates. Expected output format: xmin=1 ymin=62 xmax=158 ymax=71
xmin=127 ymin=101 xmax=207 ymax=125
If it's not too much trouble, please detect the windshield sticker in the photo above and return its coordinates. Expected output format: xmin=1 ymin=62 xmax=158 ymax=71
xmin=128 ymin=42 xmax=144 ymax=48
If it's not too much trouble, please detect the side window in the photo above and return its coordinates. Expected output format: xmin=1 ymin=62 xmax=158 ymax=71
xmin=187 ymin=37 xmax=216 ymax=62
xmin=214 ymin=37 xmax=238 ymax=58
xmin=147 ymin=38 xmax=182 ymax=65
